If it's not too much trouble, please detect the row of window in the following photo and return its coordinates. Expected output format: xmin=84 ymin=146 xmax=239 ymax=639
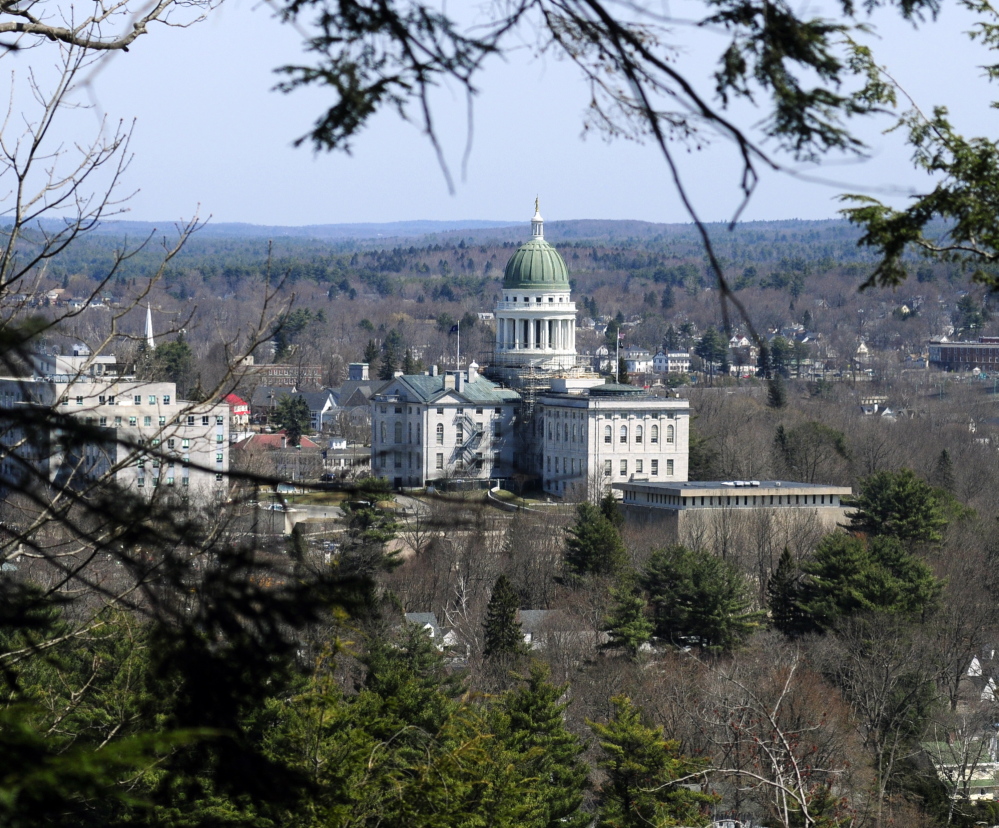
xmin=65 ymin=394 xmax=174 ymax=406
xmin=377 ymin=421 xmax=502 ymax=445
xmin=545 ymin=457 xmax=674 ymax=477
xmin=137 ymin=473 xmax=225 ymax=487
xmin=381 ymin=405 xmax=504 ymax=416
xmin=640 ymin=492 xmax=839 ymax=507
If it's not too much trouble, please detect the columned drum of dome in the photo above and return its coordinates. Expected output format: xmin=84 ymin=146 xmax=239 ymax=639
xmin=492 ymin=204 xmax=579 ymax=371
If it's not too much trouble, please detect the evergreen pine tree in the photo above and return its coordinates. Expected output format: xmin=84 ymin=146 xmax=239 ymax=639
xmin=499 ymin=663 xmax=590 ymax=828
xmin=767 ymin=547 xmax=806 ymax=637
xmin=363 ymin=339 xmax=379 ymax=365
xmin=402 ymin=347 xmax=422 ymax=375
xmin=590 ymin=695 xmax=715 ymax=828
xmin=931 ymin=448 xmax=956 ymax=493
xmin=565 ymin=502 xmax=628 ymax=578
xmin=600 ymin=490 xmax=624 ymax=529
xmin=378 ymin=342 xmax=399 ymax=381
xmin=483 ymin=574 xmax=525 ymax=660
xmin=603 ymin=581 xmax=653 ymax=657
xmin=768 ymin=374 xmax=788 ymax=408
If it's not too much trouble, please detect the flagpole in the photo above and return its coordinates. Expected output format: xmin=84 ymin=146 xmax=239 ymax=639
xmin=616 ymin=329 xmax=620 ymax=383
xmin=456 ymin=320 xmax=461 ymax=370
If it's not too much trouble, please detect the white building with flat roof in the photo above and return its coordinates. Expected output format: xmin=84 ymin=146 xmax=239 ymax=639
xmin=0 ymin=355 xmax=228 ymax=499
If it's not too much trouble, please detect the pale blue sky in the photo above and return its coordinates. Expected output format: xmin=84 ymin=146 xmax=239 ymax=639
xmin=16 ymin=0 xmax=999 ymax=227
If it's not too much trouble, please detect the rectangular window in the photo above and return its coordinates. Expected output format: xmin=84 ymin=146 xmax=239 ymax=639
xmin=667 ymin=459 xmax=674 ymax=475
xmin=182 ymin=477 xmax=189 ymax=487
xmin=456 ymin=407 xmax=464 ymax=414
xmin=216 ymin=434 xmax=224 ymax=443
xmin=167 ymin=438 xmax=175 ymax=449
xmin=144 ymin=416 xmax=152 ymax=427
xmin=394 ymin=406 xmax=402 ymax=414
xmin=215 ymin=473 xmax=223 ymax=482
xmin=651 ymin=459 xmax=659 ymax=476
xmin=437 ymin=407 xmax=444 ymax=415
xmin=476 ymin=408 xmax=483 ymax=415
xmin=620 ymin=460 xmax=627 ymax=475
xmin=76 ymin=396 xmax=83 ymax=405
xmin=187 ymin=415 xmax=195 ymax=426
xmin=159 ymin=416 xmax=166 ymax=426
xmin=166 ymin=476 xmax=175 ymax=486
xmin=495 ymin=407 xmax=502 ymax=414
xmin=129 ymin=416 xmax=137 ymax=427
xmin=152 ymin=439 xmax=160 ymax=447
xmin=61 ymin=397 xmax=68 ymax=405
xmin=604 ymin=460 xmax=612 ymax=476
xmin=152 ymin=459 xmax=160 ymax=469
xmin=636 ymin=460 xmax=643 ymax=474
xmin=216 ymin=415 xmax=224 ymax=425
xmin=148 ymin=395 xmax=156 ymax=405
xmin=99 ymin=417 xmax=107 ymax=427
xmin=99 ymin=396 xmax=106 ymax=404
xmin=134 ymin=395 xmax=142 ymax=405
xmin=202 ymin=416 xmax=210 ymax=426
xmin=137 ymin=458 xmax=145 ymax=468
xmin=216 ymin=453 xmax=223 ymax=463
xmin=152 ymin=478 xmax=160 ymax=487
xmin=137 ymin=477 xmax=145 ymax=487
xmin=456 ymin=425 xmax=464 ymax=443
xmin=182 ymin=439 xmax=190 ymax=449
xmin=108 ymin=396 xmax=115 ymax=405
xmin=436 ymin=453 xmax=444 ymax=469
xmin=183 ymin=455 xmax=189 ymax=466
xmin=163 ymin=395 xmax=170 ymax=405
xmin=114 ymin=416 xmax=122 ymax=427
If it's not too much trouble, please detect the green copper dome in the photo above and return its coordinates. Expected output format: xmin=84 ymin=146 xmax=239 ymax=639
xmin=502 ymin=237 xmax=570 ymax=292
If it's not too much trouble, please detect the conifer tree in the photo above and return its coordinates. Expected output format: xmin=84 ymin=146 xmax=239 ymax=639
xmin=767 ymin=547 xmax=806 ymax=637
xmin=931 ymin=448 xmax=956 ymax=494
xmin=603 ymin=581 xmax=654 ymax=658
xmin=641 ymin=545 xmax=763 ymax=650
xmin=499 ymin=663 xmax=590 ymax=828
xmin=600 ymin=489 xmax=625 ymax=529
xmin=483 ymin=574 xmax=525 ymax=660
xmin=565 ymin=502 xmax=628 ymax=578
xmin=363 ymin=339 xmax=379 ymax=365
xmin=590 ymin=695 xmax=715 ymax=828
xmin=848 ymin=468 xmax=948 ymax=544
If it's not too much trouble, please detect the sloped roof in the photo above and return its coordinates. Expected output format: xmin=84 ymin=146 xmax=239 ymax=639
xmin=232 ymin=431 xmax=321 ymax=450
xmin=383 ymin=373 xmax=521 ymax=405
xmin=224 ymin=393 xmax=248 ymax=407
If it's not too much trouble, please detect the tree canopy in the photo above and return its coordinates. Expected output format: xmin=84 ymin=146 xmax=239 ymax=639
xmin=847 ymin=468 xmax=949 ymax=544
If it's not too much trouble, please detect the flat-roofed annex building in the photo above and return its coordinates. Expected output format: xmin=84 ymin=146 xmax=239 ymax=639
xmin=0 ymin=350 xmax=229 ymax=499
xmin=370 ymin=365 xmax=520 ymax=488
xmin=537 ymin=380 xmax=689 ymax=499
xmin=614 ymin=479 xmax=853 ymax=540
xmin=928 ymin=337 xmax=999 ymax=371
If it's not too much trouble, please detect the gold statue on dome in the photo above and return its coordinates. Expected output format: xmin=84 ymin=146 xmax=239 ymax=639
xmin=535 ymin=195 xmax=539 ymax=214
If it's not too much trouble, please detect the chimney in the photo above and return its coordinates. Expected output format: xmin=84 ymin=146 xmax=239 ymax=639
xmin=431 ymin=364 xmax=439 ymax=377
xmin=455 ymin=371 xmax=464 ymax=392
xmin=444 ymin=373 xmax=455 ymax=390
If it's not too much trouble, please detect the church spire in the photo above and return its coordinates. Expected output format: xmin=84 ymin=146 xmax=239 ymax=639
xmin=531 ymin=197 xmax=544 ymax=240
xmin=145 ymin=304 xmax=155 ymax=350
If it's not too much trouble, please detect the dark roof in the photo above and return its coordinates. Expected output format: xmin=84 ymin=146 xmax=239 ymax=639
xmin=379 ymin=373 xmax=520 ymax=405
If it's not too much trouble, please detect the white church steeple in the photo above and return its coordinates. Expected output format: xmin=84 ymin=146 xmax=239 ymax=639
xmin=145 ymin=304 xmax=155 ymax=350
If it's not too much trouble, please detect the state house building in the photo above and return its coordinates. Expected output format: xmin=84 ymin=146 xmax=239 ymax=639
xmin=370 ymin=204 xmax=690 ymax=495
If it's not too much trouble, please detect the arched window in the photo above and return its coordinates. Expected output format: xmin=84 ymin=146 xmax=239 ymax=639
xmin=650 ymin=425 xmax=659 ymax=444
xmin=380 ymin=422 xmax=387 ymax=443
xmin=620 ymin=425 xmax=628 ymax=444
xmin=604 ymin=425 xmax=612 ymax=444
xmin=667 ymin=424 xmax=675 ymax=444
xmin=394 ymin=422 xmax=403 ymax=444
xmin=564 ymin=424 xmax=569 ymax=442
xmin=635 ymin=425 xmax=643 ymax=444
xmin=436 ymin=423 xmax=445 ymax=445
